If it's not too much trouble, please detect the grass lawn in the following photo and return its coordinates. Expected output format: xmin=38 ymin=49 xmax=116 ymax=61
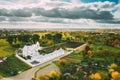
xmin=91 ymin=44 xmax=120 ymax=51
xmin=0 ymin=56 xmax=31 ymax=77
xmin=0 ymin=39 xmax=16 ymax=57
xmin=62 ymin=50 xmax=83 ymax=63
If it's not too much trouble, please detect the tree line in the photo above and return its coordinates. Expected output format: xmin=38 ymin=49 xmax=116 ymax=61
xmin=6 ymin=34 xmax=40 ymax=47
xmin=6 ymin=33 xmax=63 ymax=48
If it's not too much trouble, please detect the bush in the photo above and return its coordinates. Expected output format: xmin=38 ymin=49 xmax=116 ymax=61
xmin=109 ymin=63 xmax=118 ymax=69
xmin=59 ymin=59 xmax=67 ymax=66
xmin=12 ymin=44 xmax=20 ymax=48
xmin=27 ymin=55 xmax=31 ymax=59
xmin=98 ymin=46 xmax=103 ymax=50
xmin=49 ymin=70 xmax=61 ymax=80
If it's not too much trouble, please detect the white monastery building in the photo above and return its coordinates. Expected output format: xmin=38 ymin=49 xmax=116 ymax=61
xmin=17 ymin=42 xmax=65 ymax=67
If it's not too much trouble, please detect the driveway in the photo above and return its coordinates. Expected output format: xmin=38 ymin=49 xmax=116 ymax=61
xmin=1 ymin=43 xmax=87 ymax=80
xmin=36 ymin=63 xmax=60 ymax=78
xmin=2 ymin=61 xmax=52 ymax=80
xmin=2 ymin=52 xmax=69 ymax=80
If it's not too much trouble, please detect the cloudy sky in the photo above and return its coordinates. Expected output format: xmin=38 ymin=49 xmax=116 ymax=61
xmin=0 ymin=0 xmax=120 ymax=29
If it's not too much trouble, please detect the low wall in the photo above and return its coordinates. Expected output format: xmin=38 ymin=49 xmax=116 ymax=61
xmin=74 ymin=43 xmax=89 ymax=51
xmin=15 ymin=54 xmax=33 ymax=67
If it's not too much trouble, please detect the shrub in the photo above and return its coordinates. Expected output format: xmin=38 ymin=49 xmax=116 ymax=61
xmin=37 ymin=74 xmax=49 ymax=80
xmin=12 ymin=44 xmax=20 ymax=48
xmin=49 ymin=70 xmax=61 ymax=80
xmin=59 ymin=59 xmax=67 ymax=66
xmin=110 ymin=63 xmax=118 ymax=69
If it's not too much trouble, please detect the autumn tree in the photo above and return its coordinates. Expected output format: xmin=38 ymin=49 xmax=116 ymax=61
xmin=49 ymin=70 xmax=61 ymax=80
xmin=90 ymin=73 xmax=101 ymax=80
xmin=37 ymin=74 xmax=49 ymax=80
xmin=87 ymin=50 xmax=94 ymax=58
xmin=109 ymin=63 xmax=118 ymax=70
xmin=111 ymin=71 xmax=120 ymax=80
xmin=113 ymin=39 xmax=120 ymax=48
xmin=59 ymin=59 xmax=67 ymax=66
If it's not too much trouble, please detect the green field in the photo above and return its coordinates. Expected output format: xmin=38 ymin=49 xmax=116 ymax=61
xmin=0 ymin=39 xmax=31 ymax=77
xmin=62 ymin=50 xmax=83 ymax=63
xmin=91 ymin=44 xmax=120 ymax=51
xmin=0 ymin=39 xmax=16 ymax=57
xmin=0 ymin=56 xmax=31 ymax=77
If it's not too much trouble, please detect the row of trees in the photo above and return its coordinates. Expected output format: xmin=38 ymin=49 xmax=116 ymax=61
xmin=6 ymin=32 xmax=63 ymax=48
xmin=39 ymin=33 xmax=62 ymax=47
xmin=7 ymin=34 xmax=40 ymax=45
xmin=45 ymin=33 xmax=62 ymax=43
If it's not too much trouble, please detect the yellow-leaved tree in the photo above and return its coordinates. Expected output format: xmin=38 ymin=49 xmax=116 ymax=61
xmin=90 ymin=73 xmax=101 ymax=80
xmin=37 ymin=74 xmax=49 ymax=80
xmin=49 ymin=70 xmax=61 ymax=80
xmin=111 ymin=71 xmax=120 ymax=80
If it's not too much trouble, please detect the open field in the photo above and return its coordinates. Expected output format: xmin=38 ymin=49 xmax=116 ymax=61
xmin=60 ymin=50 xmax=83 ymax=64
xmin=91 ymin=44 xmax=120 ymax=51
xmin=0 ymin=39 xmax=16 ymax=57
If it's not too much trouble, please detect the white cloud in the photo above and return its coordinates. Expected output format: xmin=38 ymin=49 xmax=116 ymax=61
xmin=114 ymin=4 xmax=120 ymax=19
xmin=0 ymin=21 xmax=120 ymax=29
xmin=71 ymin=0 xmax=81 ymax=4
xmin=0 ymin=1 xmax=115 ymax=19
xmin=114 ymin=10 xmax=120 ymax=19
xmin=0 ymin=0 xmax=119 ymax=29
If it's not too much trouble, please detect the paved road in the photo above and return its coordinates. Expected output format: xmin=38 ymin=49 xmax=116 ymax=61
xmin=1 ymin=43 xmax=88 ymax=80
xmin=2 ymin=51 xmax=70 ymax=80
xmin=2 ymin=62 xmax=49 ymax=80
xmin=36 ymin=63 xmax=60 ymax=78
